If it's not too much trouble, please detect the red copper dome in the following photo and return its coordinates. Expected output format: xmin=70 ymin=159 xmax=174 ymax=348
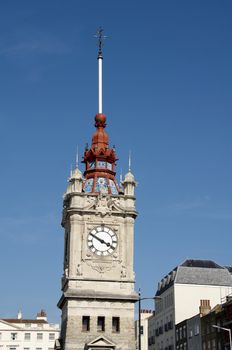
xmin=82 ymin=113 xmax=119 ymax=195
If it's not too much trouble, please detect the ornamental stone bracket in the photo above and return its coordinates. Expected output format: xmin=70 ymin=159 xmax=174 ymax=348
xmin=80 ymin=193 xmax=127 ymax=216
xmin=85 ymin=259 xmax=117 ymax=274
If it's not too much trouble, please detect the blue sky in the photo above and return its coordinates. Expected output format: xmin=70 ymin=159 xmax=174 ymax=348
xmin=0 ymin=1 xmax=232 ymax=322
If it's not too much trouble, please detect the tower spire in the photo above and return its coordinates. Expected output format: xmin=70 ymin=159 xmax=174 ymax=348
xmin=128 ymin=151 xmax=132 ymax=172
xmin=75 ymin=146 xmax=79 ymax=168
xmin=95 ymin=27 xmax=107 ymax=114
xmin=82 ymin=28 xmax=118 ymax=195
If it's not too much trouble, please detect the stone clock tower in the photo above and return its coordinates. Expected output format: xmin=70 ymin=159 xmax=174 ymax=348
xmin=57 ymin=29 xmax=138 ymax=350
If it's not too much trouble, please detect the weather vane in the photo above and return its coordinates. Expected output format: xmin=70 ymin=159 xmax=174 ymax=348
xmin=94 ymin=27 xmax=107 ymax=58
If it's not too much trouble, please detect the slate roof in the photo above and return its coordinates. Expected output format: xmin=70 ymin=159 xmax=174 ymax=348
xmin=181 ymin=259 xmax=223 ymax=269
xmin=175 ymin=266 xmax=232 ymax=286
xmin=225 ymin=266 xmax=232 ymax=274
xmin=156 ymin=259 xmax=232 ymax=296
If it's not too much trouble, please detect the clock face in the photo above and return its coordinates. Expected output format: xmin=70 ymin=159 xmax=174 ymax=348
xmin=87 ymin=226 xmax=118 ymax=256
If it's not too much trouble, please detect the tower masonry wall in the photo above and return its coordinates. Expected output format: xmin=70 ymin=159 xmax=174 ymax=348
xmin=59 ymin=190 xmax=138 ymax=350
xmin=63 ymin=300 xmax=136 ymax=350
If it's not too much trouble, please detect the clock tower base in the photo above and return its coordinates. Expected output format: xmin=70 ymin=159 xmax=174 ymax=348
xmin=58 ymin=295 xmax=137 ymax=350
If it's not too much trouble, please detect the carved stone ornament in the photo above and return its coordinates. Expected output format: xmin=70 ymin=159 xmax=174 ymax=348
xmin=82 ymin=196 xmax=97 ymax=210
xmin=82 ymin=193 xmax=126 ymax=216
xmin=120 ymin=265 xmax=127 ymax=278
xmin=95 ymin=193 xmax=111 ymax=217
xmin=76 ymin=264 xmax=82 ymax=276
xmin=86 ymin=259 xmax=116 ymax=274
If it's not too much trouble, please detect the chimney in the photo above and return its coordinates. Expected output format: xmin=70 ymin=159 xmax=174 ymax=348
xmin=36 ymin=309 xmax=47 ymax=321
xmin=199 ymin=300 xmax=211 ymax=316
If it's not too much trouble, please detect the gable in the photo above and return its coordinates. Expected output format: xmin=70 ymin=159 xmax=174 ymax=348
xmin=87 ymin=336 xmax=116 ymax=348
xmin=0 ymin=320 xmax=21 ymax=330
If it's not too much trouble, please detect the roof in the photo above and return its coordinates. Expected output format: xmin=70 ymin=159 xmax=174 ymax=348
xmin=2 ymin=319 xmax=48 ymax=324
xmin=156 ymin=259 xmax=232 ymax=296
xmin=225 ymin=266 xmax=232 ymax=274
xmin=175 ymin=266 xmax=232 ymax=286
xmin=181 ymin=259 xmax=223 ymax=269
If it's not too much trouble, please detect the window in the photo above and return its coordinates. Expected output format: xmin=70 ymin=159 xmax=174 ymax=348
xmin=140 ymin=325 xmax=144 ymax=335
xmin=49 ymin=333 xmax=55 ymax=340
xmin=89 ymin=161 xmax=95 ymax=169
xmin=183 ymin=325 xmax=186 ymax=337
xmin=24 ymin=348 xmax=30 ymax=350
xmin=112 ymin=317 xmax=120 ymax=333
xmin=82 ymin=316 xmax=90 ymax=332
xmin=195 ymin=324 xmax=199 ymax=335
xmin=37 ymin=333 xmax=43 ymax=340
xmin=11 ymin=333 xmax=17 ymax=340
xmin=10 ymin=348 xmax=16 ymax=350
xmin=24 ymin=333 xmax=31 ymax=340
xmin=36 ymin=348 xmax=42 ymax=350
xmin=98 ymin=161 xmax=106 ymax=168
xmin=97 ymin=316 xmax=105 ymax=332
xmin=179 ymin=327 xmax=182 ymax=339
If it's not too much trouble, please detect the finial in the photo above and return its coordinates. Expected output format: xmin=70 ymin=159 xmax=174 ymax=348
xmin=120 ymin=169 xmax=123 ymax=184
xmin=128 ymin=151 xmax=131 ymax=172
xmin=70 ymin=164 xmax=73 ymax=177
xmin=94 ymin=27 xmax=107 ymax=58
xmin=75 ymin=146 xmax=79 ymax=168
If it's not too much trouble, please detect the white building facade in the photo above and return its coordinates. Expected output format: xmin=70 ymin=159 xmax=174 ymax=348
xmin=153 ymin=259 xmax=232 ymax=350
xmin=0 ymin=310 xmax=60 ymax=350
xmin=135 ymin=310 xmax=153 ymax=350
xmin=148 ymin=312 xmax=156 ymax=350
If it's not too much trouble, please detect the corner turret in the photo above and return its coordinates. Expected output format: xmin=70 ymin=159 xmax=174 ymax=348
xmin=65 ymin=165 xmax=83 ymax=195
xmin=123 ymin=154 xmax=137 ymax=196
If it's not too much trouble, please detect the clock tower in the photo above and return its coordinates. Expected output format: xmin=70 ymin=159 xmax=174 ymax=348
xmin=57 ymin=28 xmax=138 ymax=350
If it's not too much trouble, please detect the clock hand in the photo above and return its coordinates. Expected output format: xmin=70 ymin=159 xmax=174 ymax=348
xmin=90 ymin=232 xmax=105 ymax=244
xmin=90 ymin=233 xmax=111 ymax=247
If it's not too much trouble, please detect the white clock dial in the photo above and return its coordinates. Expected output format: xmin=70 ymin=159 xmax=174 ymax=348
xmin=87 ymin=226 xmax=118 ymax=256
